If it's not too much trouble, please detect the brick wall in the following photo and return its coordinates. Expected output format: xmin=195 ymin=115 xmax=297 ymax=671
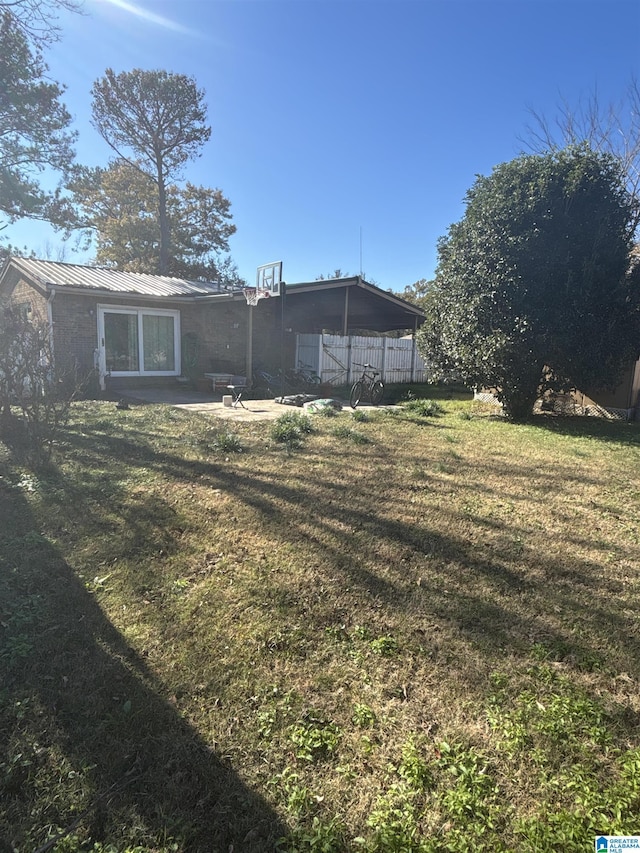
xmin=51 ymin=293 xmax=254 ymax=382
xmin=6 ymin=278 xmax=49 ymax=322
xmin=50 ymin=293 xmax=100 ymax=378
xmin=186 ymin=296 xmax=296 ymax=380
xmin=179 ymin=299 xmax=249 ymax=376
xmin=3 ymin=278 xmax=297 ymax=389
xmin=251 ymin=298 xmax=296 ymax=373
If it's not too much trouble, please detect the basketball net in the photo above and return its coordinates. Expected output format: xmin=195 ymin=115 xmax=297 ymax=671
xmin=243 ymin=287 xmax=270 ymax=306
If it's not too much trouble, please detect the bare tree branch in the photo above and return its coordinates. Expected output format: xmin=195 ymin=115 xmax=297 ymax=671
xmin=521 ymin=78 xmax=640 ymax=235
xmin=0 ymin=0 xmax=83 ymax=46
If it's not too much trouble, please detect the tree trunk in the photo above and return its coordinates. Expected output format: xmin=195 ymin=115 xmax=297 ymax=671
xmin=502 ymin=392 xmax=536 ymax=421
xmin=501 ymin=370 xmax=542 ymax=421
xmin=157 ymin=163 xmax=169 ymax=276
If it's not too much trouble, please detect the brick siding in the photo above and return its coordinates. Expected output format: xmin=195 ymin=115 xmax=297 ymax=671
xmin=4 ymin=277 xmax=297 ymax=390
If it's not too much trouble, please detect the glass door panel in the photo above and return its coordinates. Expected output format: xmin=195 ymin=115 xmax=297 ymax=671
xmin=104 ymin=312 xmax=139 ymax=372
xmin=142 ymin=314 xmax=175 ymax=371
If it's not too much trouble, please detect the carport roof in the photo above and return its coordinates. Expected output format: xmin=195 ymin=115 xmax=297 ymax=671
xmin=282 ymin=276 xmax=425 ymax=333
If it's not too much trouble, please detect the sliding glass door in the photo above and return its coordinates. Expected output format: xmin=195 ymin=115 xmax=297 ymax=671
xmin=99 ymin=306 xmax=180 ymax=378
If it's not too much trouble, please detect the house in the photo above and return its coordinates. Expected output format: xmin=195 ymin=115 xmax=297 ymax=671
xmin=561 ymin=364 xmax=640 ymax=420
xmin=475 ymin=362 xmax=640 ymax=421
xmin=0 ymin=258 xmax=425 ymax=394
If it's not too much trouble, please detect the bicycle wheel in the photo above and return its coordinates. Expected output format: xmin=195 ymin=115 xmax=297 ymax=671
xmin=370 ymin=379 xmax=384 ymax=406
xmin=350 ymin=380 xmax=364 ymax=408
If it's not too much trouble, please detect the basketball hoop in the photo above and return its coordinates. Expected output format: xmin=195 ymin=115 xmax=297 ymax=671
xmin=243 ymin=287 xmax=270 ymax=306
xmin=256 ymin=261 xmax=283 ymax=297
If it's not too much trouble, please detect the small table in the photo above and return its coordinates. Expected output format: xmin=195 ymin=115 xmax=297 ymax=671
xmin=227 ymin=384 xmax=247 ymax=409
xmin=204 ymin=372 xmax=233 ymax=392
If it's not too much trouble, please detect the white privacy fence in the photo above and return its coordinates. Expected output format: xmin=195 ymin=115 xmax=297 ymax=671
xmin=295 ymin=333 xmax=429 ymax=385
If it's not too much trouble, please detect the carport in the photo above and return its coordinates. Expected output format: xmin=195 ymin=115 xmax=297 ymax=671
xmin=242 ymin=275 xmax=425 ymax=381
xmin=282 ymin=276 xmax=425 ymax=334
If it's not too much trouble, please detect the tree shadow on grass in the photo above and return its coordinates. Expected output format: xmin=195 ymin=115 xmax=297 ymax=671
xmin=18 ymin=404 xmax=639 ymax=786
xmin=507 ymin=412 xmax=640 ymax=446
xmin=0 ymin=478 xmax=286 ymax=852
xmin=54 ymin=415 xmax=640 ymax=685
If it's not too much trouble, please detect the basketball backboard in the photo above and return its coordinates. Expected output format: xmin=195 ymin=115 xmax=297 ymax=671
xmin=256 ymin=261 xmax=283 ymax=297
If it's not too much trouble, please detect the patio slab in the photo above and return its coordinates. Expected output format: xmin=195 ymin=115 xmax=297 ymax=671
xmin=116 ymin=388 xmax=349 ymax=421
xmin=176 ymin=398 xmax=300 ymax=422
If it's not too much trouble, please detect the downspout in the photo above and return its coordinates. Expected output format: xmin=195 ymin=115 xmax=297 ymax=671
xmin=46 ymin=286 xmax=56 ymax=375
xmin=94 ymin=305 xmax=107 ymax=391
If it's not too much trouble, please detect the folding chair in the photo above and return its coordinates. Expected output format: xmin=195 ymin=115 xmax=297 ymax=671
xmin=227 ymin=375 xmax=247 ymax=409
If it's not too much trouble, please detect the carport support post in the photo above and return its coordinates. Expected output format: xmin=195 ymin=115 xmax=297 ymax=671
xmin=317 ymin=334 xmax=324 ymax=383
xmin=342 ymin=287 xmax=349 ymax=337
xmin=381 ymin=338 xmax=388 ymax=383
xmin=410 ymin=316 xmax=417 ymax=383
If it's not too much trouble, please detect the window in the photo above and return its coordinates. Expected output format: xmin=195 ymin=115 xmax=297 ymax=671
xmin=99 ymin=306 xmax=180 ymax=377
xmin=16 ymin=301 xmax=32 ymax=320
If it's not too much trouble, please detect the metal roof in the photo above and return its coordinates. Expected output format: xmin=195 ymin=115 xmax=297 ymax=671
xmin=8 ymin=257 xmax=235 ymax=298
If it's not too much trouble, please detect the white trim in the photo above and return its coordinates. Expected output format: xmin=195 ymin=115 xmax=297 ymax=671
xmin=97 ymin=304 xmax=181 ymax=381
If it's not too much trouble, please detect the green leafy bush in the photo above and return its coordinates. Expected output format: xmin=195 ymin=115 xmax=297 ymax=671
xmin=288 ymin=712 xmax=341 ymax=761
xmin=402 ymin=399 xmax=444 ymax=417
xmin=271 ymin=412 xmax=314 ymax=446
xmin=213 ymin=430 xmax=243 ymax=453
xmin=370 ymin=635 xmax=399 ymax=656
xmin=331 ymin=425 xmax=369 ymax=444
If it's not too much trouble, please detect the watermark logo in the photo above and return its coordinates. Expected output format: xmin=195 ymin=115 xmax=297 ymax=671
xmin=595 ymin=838 xmax=640 ymax=851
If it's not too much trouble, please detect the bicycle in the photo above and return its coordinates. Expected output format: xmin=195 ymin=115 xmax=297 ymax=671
xmin=294 ymin=362 xmax=322 ymax=387
xmin=349 ymin=363 xmax=384 ymax=408
xmin=253 ymin=367 xmax=286 ymax=397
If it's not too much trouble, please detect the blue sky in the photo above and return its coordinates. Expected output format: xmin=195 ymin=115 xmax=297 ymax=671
xmin=7 ymin=0 xmax=639 ymax=291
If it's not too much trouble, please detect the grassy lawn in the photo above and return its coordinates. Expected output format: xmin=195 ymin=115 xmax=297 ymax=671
xmin=1 ymin=395 xmax=639 ymax=852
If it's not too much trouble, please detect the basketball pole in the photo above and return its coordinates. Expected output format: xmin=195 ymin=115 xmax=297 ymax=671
xmin=280 ymin=281 xmax=286 ymax=398
xmin=246 ymin=304 xmax=253 ymax=389
xmin=254 ymin=262 xmax=284 ymax=398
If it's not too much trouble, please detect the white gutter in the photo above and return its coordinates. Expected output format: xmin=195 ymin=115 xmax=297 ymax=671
xmin=40 ymin=283 xmax=234 ymax=303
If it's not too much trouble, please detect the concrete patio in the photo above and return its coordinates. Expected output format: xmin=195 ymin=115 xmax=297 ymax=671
xmin=117 ymin=388 xmax=354 ymax=422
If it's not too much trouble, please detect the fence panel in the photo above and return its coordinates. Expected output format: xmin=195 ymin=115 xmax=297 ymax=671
xmin=296 ymin=333 xmax=428 ymax=385
xmin=348 ymin=336 xmax=384 ymax=384
xmin=295 ymin=335 xmax=322 ymax=375
xmin=318 ymin=334 xmax=352 ymax=385
xmin=383 ymin=338 xmax=428 ymax=383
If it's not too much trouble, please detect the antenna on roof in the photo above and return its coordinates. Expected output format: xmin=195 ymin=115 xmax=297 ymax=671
xmin=359 ymin=226 xmax=363 ymax=278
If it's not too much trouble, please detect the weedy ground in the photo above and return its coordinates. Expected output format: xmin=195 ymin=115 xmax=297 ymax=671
xmin=1 ymin=390 xmax=639 ymax=852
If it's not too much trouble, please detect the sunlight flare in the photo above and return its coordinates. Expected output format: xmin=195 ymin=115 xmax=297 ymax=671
xmin=94 ymin=0 xmax=195 ymax=35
